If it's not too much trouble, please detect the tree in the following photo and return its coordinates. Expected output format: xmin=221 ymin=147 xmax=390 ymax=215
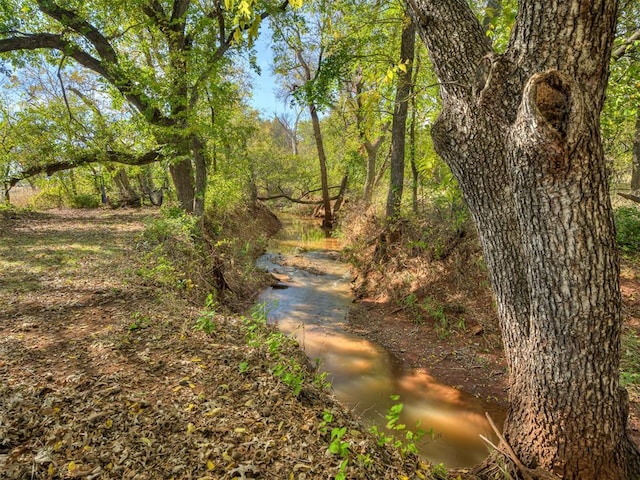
xmin=405 ymin=0 xmax=640 ymax=478
xmin=385 ymin=17 xmax=415 ymax=219
xmin=607 ymin=0 xmax=640 ymax=190
xmin=271 ymin=4 xmax=344 ymax=229
xmin=0 ymin=0 xmax=289 ymax=214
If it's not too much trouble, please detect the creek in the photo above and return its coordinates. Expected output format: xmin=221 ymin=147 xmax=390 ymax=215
xmin=256 ymin=216 xmax=504 ymax=468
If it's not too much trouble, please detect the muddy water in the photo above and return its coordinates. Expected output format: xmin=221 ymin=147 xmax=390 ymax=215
xmin=257 ymin=217 xmax=504 ymax=467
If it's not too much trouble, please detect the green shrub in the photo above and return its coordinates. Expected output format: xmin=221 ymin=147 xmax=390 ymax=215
xmin=69 ymin=194 xmax=101 ymax=209
xmin=615 ymin=207 xmax=640 ymax=253
xmin=28 ymin=191 xmax=66 ymax=210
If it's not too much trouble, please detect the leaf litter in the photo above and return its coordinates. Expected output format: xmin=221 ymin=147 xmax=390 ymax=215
xmin=0 ymin=209 xmax=420 ymax=479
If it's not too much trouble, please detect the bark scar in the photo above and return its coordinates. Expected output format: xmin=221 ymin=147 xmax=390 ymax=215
xmin=535 ymin=74 xmax=570 ymax=138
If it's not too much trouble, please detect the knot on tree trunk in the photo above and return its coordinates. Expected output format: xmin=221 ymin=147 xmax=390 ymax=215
xmin=512 ymin=71 xmax=585 ymax=177
xmin=519 ymin=70 xmax=583 ymax=147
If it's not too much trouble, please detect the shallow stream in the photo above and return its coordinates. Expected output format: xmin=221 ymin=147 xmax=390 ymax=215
xmin=256 ymin=216 xmax=504 ymax=467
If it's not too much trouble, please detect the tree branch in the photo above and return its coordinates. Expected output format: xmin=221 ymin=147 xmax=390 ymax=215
xmin=36 ymin=0 xmax=118 ymax=63
xmin=0 ymin=33 xmax=173 ymax=127
xmin=612 ymin=28 xmax=640 ymax=61
xmin=257 ymin=183 xmax=344 ymax=204
xmin=142 ymin=0 xmax=170 ymax=35
xmin=171 ymin=0 xmax=191 ymax=26
xmin=404 ymin=0 xmax=491 ymax=100
xmin=7 ymin=149 xmax=165 ymax=187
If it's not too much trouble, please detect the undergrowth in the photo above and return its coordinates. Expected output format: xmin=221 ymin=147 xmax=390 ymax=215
xmin=339 ymin=199 xmax=491 ymax=336
xmin=615 ymin=206 xmax=640 ymax=254
xmin=135 ymin=201 xmax=278 ymax=308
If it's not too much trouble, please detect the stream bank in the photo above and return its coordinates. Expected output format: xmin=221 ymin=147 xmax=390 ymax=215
xmin=257 ymin=215 xmax=506 ymax=467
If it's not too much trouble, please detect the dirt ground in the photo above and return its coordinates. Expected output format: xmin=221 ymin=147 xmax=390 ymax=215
xmin=0 ymin=208 xmax=421 ymax=480
xmin=3 ymin=207 xmax=640 ymax=480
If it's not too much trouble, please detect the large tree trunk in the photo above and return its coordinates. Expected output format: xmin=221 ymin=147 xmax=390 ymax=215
xmin=111 ymin=167 xmax=140 ymax=206
xmin=169 ymin=156 xmax=195 ymax=213
xmin=192 ymin=135 xmax=207 ymax=217
xmin=385 ymin=19 xmax=415 ymax=219
xmin=406 ymin=0 xmax=640 ymax=478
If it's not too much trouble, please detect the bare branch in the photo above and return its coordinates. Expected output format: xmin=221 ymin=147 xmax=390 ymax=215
xmin=0 ymin=33 xmax=173 ymax=126
xmin=257 ymin=183 xmax=344 ymax=204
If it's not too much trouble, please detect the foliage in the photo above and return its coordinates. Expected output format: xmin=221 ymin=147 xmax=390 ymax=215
xmin=0 ymin=0 xmax=295 ymax=214
xmin=602 ymin=0 xmax=640 ymax=183
xmin=136 ymin=198 xmax=275 ymax=307
xmin=69 ymin=193 xmax=101 ymax=209
xmin=128 ymin=311 xmax=151 ymax=331
xmin=242 ymin=303 xmax=309 ymax=395
xmin=621 ymin=328 xmax=640 ymax=395
xmin=369 ymin=394 xmax=431 ymax=458
xmin=615 ymin=207 xmax=640 ymax=253
xmin=193 ymin=293 xmax=218 ymax=334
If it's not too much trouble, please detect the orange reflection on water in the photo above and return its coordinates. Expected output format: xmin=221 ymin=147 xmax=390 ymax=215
xmin=258 ymin=226 xmax=505 ymax=468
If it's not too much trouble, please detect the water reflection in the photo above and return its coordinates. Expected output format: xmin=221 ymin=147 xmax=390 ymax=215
xmin=257 ymin=217 xmax=504 ymax=467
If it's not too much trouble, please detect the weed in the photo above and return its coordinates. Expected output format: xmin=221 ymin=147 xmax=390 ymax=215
xmin=431 ymin=462 xmax=449 ymax=479
xmin=238 ymin=361 xmax=249 ymax=374
xmin=313 ymin=369 xmax=332 ymax=390
xmin=319 ymin=409 xmax=334 ymax=434
xmin=128 ymin=311 xmax=150 ymax=331
xmin=355 ymin=453 xmax=372 ymax=468
xmin=328 ymin=426 xmax=350 ymax=458
xmin=318 ymin=410 xmax=352 ymax=479
xmin=242 ymin=302 xmax=307 ymax=396
xmin=335 ymin=459 xmax=349 ymax=480
xmin=403 ymin=293 xmax=425 ymax=324
xmin=272 ymin=358 xmax=305 ymax=395
xmin=193 ymin=293 xmax=217 ymax=334
xmin=422 ymin=297 xmax=467 ymax=339
xmin=369 ymin=395 xmax=432 ymax=457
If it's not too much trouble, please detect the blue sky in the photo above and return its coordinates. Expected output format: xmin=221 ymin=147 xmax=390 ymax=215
xmin=247 ymin=25 xmax=297 ymax=119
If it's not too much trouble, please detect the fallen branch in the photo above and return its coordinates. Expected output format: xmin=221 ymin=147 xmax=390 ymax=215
xmin=257 ymin=185 xmax=343 ymax=204
xmin=480 ymin=413 xmax=560 ymax=480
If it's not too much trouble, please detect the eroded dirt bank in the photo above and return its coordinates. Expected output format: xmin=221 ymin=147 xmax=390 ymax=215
xmin=339 ymin=207 xmax=640 ymax=451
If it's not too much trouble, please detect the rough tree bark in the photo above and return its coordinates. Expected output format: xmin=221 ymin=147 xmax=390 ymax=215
xmin=385 ymin=19 xmax=415 ymax=219
xmin=405 ymin=0 xmax=640 ymax=478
